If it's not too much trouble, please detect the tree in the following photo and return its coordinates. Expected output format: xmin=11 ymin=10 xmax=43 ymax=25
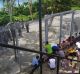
xmin=72 ymin=0 xmax=80 ymax=6
xmin=23 ymin=2 xmax=30 ymax=15
xmin=32 ymin=1 xmax=38 ymax=13
xmin=3 ymin=0 xmax=15 ymax=21
xmin=0 ymin=11 xmax=9 ymax=26
xmin=28 ymin=0 xmax=33 ymax=20
xmin=42 ymin=0 xmax=72 ymax=14
xmin=42 ymin=0 xmax=51 ymax=14
xmin=58 ymin=0 xmax=71 ymax=12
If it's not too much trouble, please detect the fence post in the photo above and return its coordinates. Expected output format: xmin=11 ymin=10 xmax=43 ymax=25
xmin=70 ymin=12 xmax=74 ymax=36
xmin=57 ymin=56 xmax=60 ymax=74
xmin=45 ymin=18 xmax=48 ymax=43
xmin=39 ymin=0 xmax=42 ymax=74
xmin=79 ymin=67 xmax=80 ymax=74
xmin=59 ymin=14 xmax=63 ymax=44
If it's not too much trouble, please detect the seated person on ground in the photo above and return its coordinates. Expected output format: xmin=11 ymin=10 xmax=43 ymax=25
xmin=67 ymin=47 xmax=76 ymax=55
xmin=66 ymin=36 xmax=75 ymax=46
xmin=32 ymin=55 xmax=40 ymax=67
xmin=51 ymin=43 xmax=59 ymax=54
xmin=76 ymin=41 xmax=80 ymax=51
xmin=42 ymin=55 xmax=48 ymax=62
xmin=60 ymin=40 xmax=69 ymax=49
xmin=58 ymin=48 xmax=65 ymax=58
xmin=48 ymin=56 xmax=56 ymax=70
xmin=44 ymin=41 xmax=53 ymax=55
xmin=67 ymin=47 xmax=77 ymax=68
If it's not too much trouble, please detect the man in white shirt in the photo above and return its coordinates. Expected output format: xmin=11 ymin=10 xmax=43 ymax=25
xmin=48 ymin=58 xmax=56 ymax=70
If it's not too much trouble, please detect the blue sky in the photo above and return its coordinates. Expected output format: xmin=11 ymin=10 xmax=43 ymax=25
xmin=0 ymin=0 xmax=37 ymax=8
xmin=0 ymin=0 xmax=3 ymax=8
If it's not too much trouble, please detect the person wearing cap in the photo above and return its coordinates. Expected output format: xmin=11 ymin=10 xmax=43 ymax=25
xmin=67 ymin=47 xmax=78 ymax=73
xmin=51 ymin=43 xmax=59 ymax=54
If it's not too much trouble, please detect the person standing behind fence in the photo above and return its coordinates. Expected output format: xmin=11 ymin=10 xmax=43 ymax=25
xmin=58 ymin=48 xmax=67 ymax=70
xmin=25 ymin=21 xmax=29 ymax=33
xmin=67 ymin=47 xmax=78 ymax=73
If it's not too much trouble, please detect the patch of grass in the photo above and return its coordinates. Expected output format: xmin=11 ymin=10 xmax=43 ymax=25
xmin=71 ymin=6 xmax=80 ymax=10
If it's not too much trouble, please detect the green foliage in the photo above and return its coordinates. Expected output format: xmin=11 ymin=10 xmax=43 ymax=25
xmin=32 ymin=2 xmax=38 ymax=13
xmin=0 ymin=14 xmax=9 ymax=26
xmin=0 ymin=0 xmax=75 ymax=26
xmin=13 ymin=12 xmax=38 ymax=21
xmin=72 ymin=0 xmax=80 ymax=6
xmin=72 ymin=6 xmax=80 ymax=10
xmin=42 ymin=0 xmax=71 ymax=14
xmin=0 ymin=11 xmax=7 ymax=16
xmin=56 ymin=0 xmax=71 ymax=12
xmin=71 ymin=0 xmax=80 ymax=10
xmin=13 ymin=2 xmax=37 ymax=16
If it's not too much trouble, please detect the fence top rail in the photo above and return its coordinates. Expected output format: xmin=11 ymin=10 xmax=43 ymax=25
xmin=45 ymin=10 xmax=75 ymax=20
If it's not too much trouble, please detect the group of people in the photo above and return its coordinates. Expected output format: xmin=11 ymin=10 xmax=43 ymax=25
xmin=43 ymin=41 xmax=63 ymax=69
xmin=44 ymin=36 xmax=80 ymax=73
xmin=31 ymin=41 xmax=60 ymax=70
xmin=31 ymin=35 xmax=80 ymax=73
